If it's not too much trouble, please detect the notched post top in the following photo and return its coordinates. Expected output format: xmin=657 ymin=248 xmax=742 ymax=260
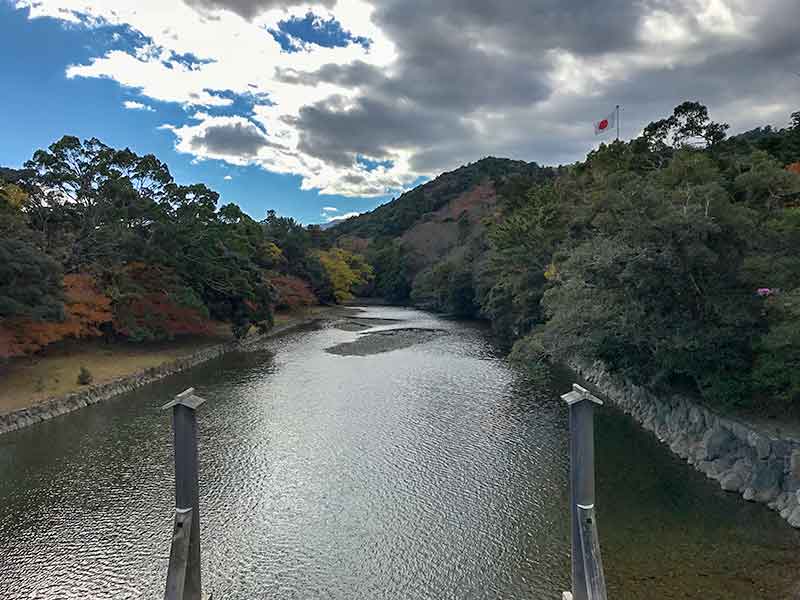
xmin=561 ymin=383 xmax=603 ymax=406
xmin=161 ymin=387 xmax=208 ymax=411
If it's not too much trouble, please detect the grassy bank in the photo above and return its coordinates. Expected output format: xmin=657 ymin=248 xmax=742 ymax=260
xmin=0 ymin=305 xmax=340 ymax=415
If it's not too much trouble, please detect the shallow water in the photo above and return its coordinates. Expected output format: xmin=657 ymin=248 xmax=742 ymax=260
xmin=0 ymin=306 xmax=797 ymax=599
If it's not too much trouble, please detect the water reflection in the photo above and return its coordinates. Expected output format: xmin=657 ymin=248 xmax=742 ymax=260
xmin=0 ymin=307 xmax=796 ymax=599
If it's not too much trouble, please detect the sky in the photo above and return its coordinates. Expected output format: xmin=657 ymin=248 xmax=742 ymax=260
xmin=1 ymin=1 xmax=798 ymax=223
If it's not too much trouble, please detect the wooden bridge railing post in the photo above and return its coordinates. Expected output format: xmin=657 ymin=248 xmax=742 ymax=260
xmin=162 ymin=388 xmax=207 ymax=600
xmin=561 ymin=383 xmax=607 ymax=600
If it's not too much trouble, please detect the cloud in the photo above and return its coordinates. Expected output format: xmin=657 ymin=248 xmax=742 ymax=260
xmin=224 ymin=175 xmax=233 ymax=180
xmin=123 ymin=100 xmax=155 ymax=112
xmin=191 ymin=122 xmax=270 ymax=156
xmin=163 ymin=114 xmax=279 ymax=164
xmin=326 ymin=210 xmax=361 ymax=222
xmin=184 ymin=0 xmax=336 ymax=21
xmin=15 ymin=0 xmax=800 ymax=197
xmin=322 ymin=206 xmax=337 ymax=211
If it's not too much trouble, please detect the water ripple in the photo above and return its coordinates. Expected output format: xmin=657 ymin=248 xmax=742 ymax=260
xmin=0 ymin=307 xmax=797 ymax=599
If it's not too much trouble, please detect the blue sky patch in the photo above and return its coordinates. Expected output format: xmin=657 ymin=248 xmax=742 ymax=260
xmin=0 ymin=3 xmax=390 ymax=225
xmin=165 ymin=51 xmax=215 ymax=71
xmin=269 ymin=12 xmax=371 ymax=53
xmin=202 ymin=89 xmax=273 ymax=118
xmin=89 ymin=23 xmax=152 ymax=55
xmin=358 ymin=156 xmax=394 ymax=172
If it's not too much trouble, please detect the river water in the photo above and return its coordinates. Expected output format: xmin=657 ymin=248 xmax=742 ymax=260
xmin=0 ymin=306 xmax=797 ymax=599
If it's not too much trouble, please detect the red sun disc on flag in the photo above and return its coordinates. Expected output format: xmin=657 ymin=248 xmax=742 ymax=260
xmin=598 ymin=119 xmax=609 ymax=130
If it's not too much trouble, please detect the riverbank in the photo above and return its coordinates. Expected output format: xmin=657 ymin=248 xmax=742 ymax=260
xmin=0 ymin=305 xmax=350 ymax=435
xmin=572 ymin=359 xmax=800 ymax=531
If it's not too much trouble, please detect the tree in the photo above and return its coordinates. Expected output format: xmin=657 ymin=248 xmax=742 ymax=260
xmin=0 ymin=273 xmax=111 ymax=358
xmin=0 ymin=181 xmax=63 ymax=322
xmin=366 ymin=240 xmax=412 ymax=302
xmin=110 ymin=263 xmax=210 ymax=341
xmin=734 ymin=150 xmax=800 ymax=213
xmin=752 ymin=288 xmax=800 ymax=408
xmin=0 ymin=239 xmax=63 ymax=321
xmin=316 ymin=248 xmax=373 ymax=303
xmin=641 ymin=101 xmax=729 ymax=152
xmin=446 ymin=267 xmax=478 ymax=317
xmin=272 ymin=275 xmax=317 ymax=310
xmin=23 ymin=136 xmax=173 ymax=272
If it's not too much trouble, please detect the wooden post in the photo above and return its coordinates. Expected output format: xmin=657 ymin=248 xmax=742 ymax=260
xmin=164 ymin=508 xmax=193 ymax=600
xmin=163 ymin=388 xmax=207 ymax=600
xmin=561 ymin=383 xmax=606 ymax=600
xmin=577 ymin=504 xmax=607 ymax=600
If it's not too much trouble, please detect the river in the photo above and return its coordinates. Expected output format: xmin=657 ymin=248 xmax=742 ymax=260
xmin=0 ymin=306 xmax=797 ymax=599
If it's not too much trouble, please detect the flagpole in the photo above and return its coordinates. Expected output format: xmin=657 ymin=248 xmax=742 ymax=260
xmin=616 ymin=105 xmax=620 ymax=141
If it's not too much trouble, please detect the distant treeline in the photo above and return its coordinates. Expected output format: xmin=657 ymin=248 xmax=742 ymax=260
xmin=341 ymin=102 xmax=800 ymax=412
xmin=0 ymin=137 xmax=372 ymax=358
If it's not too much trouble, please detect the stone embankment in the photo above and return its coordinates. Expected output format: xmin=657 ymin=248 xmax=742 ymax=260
xmin=0 ymin=318 xmax=321 ymax=436
xmin=574 ymin=360 xmax=800 ymax=528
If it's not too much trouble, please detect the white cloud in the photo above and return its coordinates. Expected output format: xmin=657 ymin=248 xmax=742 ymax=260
xmin=14 ymin=0 xmax=800 ymax=197
xmin=326 ymin=210 xmax=361 ymax=222
xmin=123 ymin=100 xmax=155 ymax=112
xmin=19 ymin=0 xmax=402 ymax=196
xmin=224 ymin=175 xmax=233 ymax=180
xmin=322 ymin=206 xmax=338 ymax=211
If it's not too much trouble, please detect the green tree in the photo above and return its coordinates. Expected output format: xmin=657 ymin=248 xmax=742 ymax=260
xmin=0 ymin=181 xmax=63 ymax=321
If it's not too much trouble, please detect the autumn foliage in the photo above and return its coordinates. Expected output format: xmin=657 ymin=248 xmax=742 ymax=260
xmin=272 ymin=275 xmax=317 ymax=310
xmin=786 ymin=162 xmax=800 ymax=175
xmin=0 ymin=136 xmax=375 ymax=359
xmin=111 ymin=264 xmax=212 ymax=341
xmin=316 ymin=248 xmax=374 ymax=303
xmin=0 ymin=274 xmax=112 ymax=358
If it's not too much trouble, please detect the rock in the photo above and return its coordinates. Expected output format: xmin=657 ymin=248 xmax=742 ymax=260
xmin=709 ymin=456 xmax=737 ymax=479
xmin=720 ymin=471 xmax=746 ymax=492
xmin=782 ymin=493 xmax=799 ymax=519
xmin=748 ymin=431 xmax=772 ymax=460
xmin=689 ymin=406 xmax=705 ymax=434
xmin=700 ymin=425 xmax=736 ymax=461
xmin=696 ymin=460 xmax=714 ymax=476
xmin=670 ymin=434 xmax=689 ymax=458
xmin=772 ymin=439 xmax=791 ymax=460
xmin=731 ymin=422 xmax=751 ymax=443
xmin=787 ymin=506 xmax=800 ymax=528
xmin=791 ymin=450 xmax=800 ymax=480
xmin=748 ymin=460 xmax=784 ymax=503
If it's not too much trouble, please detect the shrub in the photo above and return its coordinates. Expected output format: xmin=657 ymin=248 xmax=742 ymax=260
xmin=77 ymin=366 xmax=93 ymax=386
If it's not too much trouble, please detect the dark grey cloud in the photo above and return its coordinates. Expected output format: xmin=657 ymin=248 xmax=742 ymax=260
xmin=373 ymin=0 xmax=650 ymax=58
xmin=184 ymin=0 xmax=800 ymax=187
xmin=289 ymin=94 xmax=477 ymax=167
xmin=302 ymin=0 xmax=800 ymax=177
xmin=184 ymin=0 xmax=334 ymax=20
xmin=189 ymin=121 xmax=273 ymax=156
xmin=275 ymin=61 xmax=385 ymax=88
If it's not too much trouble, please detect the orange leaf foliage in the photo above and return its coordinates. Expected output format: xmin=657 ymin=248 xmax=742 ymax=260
xmin=110 ymin=263 xmax=211 ymax=340
xmin=272 ymin=275 xmax=317 ymax=310
xmin=0 ymin=273 xmax=112 ymax=359
xmin=113 ymin=294 xmax=212 ymax=339
xmin=786 ymin=162 xmax=800 ymax=175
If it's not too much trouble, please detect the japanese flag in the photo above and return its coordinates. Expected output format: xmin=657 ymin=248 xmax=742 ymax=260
xmin=594 ymin=110 xmax=616 ymax=135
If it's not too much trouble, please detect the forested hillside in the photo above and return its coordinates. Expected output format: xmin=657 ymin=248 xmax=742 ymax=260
xmin=0 ymin=137 xmax=372 ymax=359
xmin=334 ymin=102 xmax=800 ymax=413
